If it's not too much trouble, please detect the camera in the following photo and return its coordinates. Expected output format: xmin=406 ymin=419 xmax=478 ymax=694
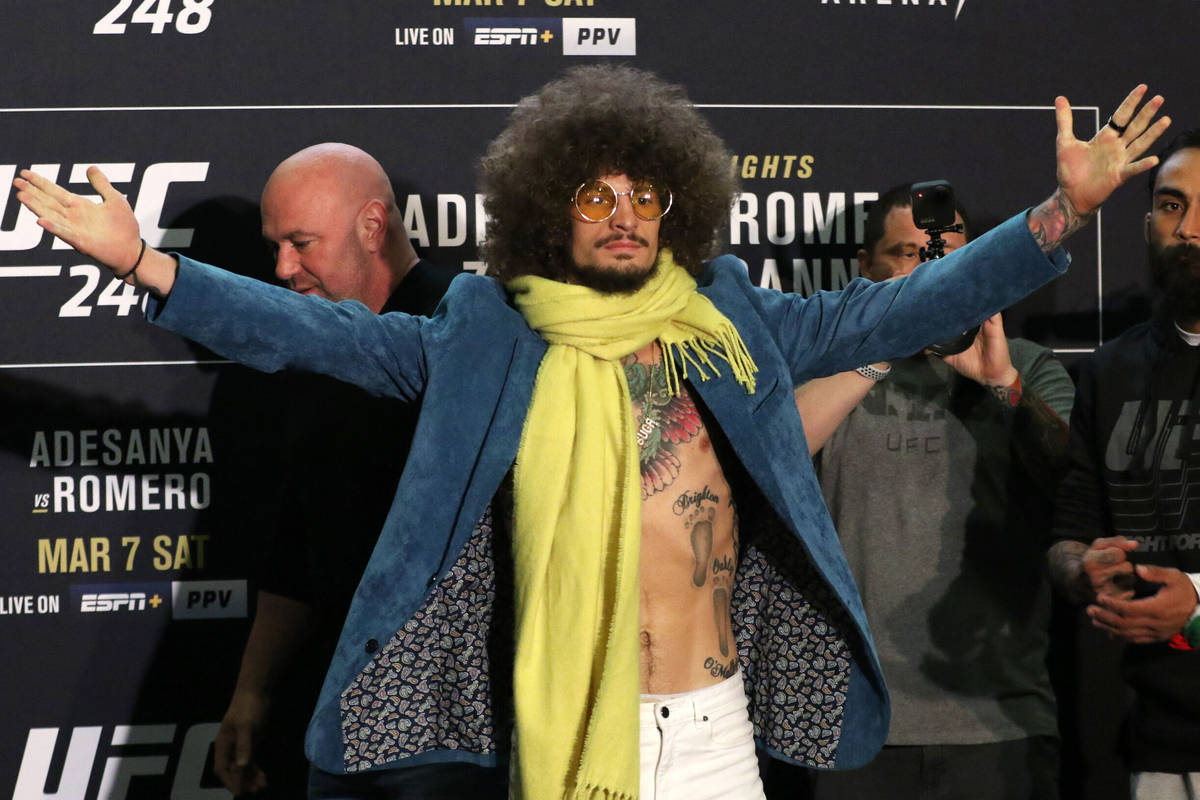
xmin=912 ymin=180 xmax=957 ymax=232
xmin=910 ymin=180 xmax=977 ymax=357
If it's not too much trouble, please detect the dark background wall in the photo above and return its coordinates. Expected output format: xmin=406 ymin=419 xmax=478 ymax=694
xmin=1 ymin=1 xmax=1192 ymax=797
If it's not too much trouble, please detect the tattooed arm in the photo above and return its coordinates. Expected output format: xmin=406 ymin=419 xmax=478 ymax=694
xmin=1045 ymin=359 xmax=1199 ymax=641
xmin=1028 ymin=188 xmax=1093 ymax=256
xmin=1003 ymin=340 xmax=1075 ymax=493
xmin=1003 ymin=379 xmax=1071 ymax=491
xmin=1047 ymin=537 xmax=1137 ymax=605
xmin=943 ymin=317 xmax=1073 ymax=490
xmin=1028 ymin=85 xmax=1169 ymax=254
xmin=1049 ymin=538 xmax=1197 ymax=643
xmin=1047 ymin=357 xmax=1111 ymax=605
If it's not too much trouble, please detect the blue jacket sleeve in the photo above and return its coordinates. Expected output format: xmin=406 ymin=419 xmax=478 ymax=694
xmin=146 ymin=255 xmax=430 ymax=402
xmin=732 ymin=212 xmax=1071 ymax=384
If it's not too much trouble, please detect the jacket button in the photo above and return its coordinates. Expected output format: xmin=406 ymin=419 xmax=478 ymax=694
xmin=365 ymin=638 xmax=379 ymax=653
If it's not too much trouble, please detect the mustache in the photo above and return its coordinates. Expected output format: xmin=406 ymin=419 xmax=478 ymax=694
xmin=1161 ymin=243 xmax=1200 ymax=266
xmin=594 ymin=232 xmax=650 ymax=248
xmin=1150 ymin=242 xmax=1200 ymax=281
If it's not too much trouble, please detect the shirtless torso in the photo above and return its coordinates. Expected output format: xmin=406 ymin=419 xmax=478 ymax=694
xmin=626 ymin=342 xmax=740 ymax=695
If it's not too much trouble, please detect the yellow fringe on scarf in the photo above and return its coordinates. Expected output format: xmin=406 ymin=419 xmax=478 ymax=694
xmin=506 ymin=251 xmax=756 ymax=799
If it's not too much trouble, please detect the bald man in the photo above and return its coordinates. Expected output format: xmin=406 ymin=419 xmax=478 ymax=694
xmin=261 ymin=142 xmax=428 ymax=310
xmin=212 ymin=144 xmax=468 ymax=798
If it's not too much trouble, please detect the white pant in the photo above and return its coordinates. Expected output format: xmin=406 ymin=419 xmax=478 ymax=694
xmin=1132 ymin=771 xmax=1200 ymax=799
xmin=639 ymin=672 xmax=765 ymax=800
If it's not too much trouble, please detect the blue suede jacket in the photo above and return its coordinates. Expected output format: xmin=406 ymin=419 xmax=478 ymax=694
xmin=149 ymin=212 xmax=1067 ymax=776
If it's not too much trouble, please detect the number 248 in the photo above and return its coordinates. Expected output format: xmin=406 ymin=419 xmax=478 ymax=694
xmin=94 ymin=0 xmax=213 ymax=35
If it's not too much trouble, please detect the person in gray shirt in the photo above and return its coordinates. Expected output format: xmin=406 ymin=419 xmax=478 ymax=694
xmin=795 ymin=184 xmax=1075 ymax=800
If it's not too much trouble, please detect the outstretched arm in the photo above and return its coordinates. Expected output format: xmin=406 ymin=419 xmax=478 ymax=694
xmin=767 ymin=86 xmax=1169 ymax=383
xmin=13 ymin=166 xmax=178 ymax=296
xmin=14 ymin=165 xmax=432 ymax=402
xmin=1027 ymin=85 xmax=1169 ymax=254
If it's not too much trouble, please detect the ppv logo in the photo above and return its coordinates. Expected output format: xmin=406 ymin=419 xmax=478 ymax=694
xmin=467 ymin=18 xmax=558 ymax=47
xmin=13 ymin=723 xmax=228 ymax=799
xmin=562 ymin=18 xmax=636 ymax=56
xmin=0 ymin=162 xmax=208 ymax=251
xmin=171 ymin=579 xmax=247 ymax=619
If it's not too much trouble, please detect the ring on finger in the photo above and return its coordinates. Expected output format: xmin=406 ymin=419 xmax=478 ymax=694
xmin=1107 ymin=116 xmax=1128 ymax=136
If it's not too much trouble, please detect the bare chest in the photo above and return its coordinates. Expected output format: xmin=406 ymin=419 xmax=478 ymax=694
xmin=625 ymin=351 xmax=741 ymax=691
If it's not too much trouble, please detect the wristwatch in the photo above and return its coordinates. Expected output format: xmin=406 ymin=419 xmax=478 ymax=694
xmin=855 ymin=363 xmax=891 ymax=382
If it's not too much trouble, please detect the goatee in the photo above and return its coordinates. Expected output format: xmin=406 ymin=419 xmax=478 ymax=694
xmin=562 ymin=234 xmax=659 ymax=294
xmin=563 ymin=260 xmax=659 ymax=294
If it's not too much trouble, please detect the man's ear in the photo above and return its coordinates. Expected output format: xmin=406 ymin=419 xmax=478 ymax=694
xmin=857 ymin=249 xmax=873 ymax=281
xmin=359 ymin=199 xmax=388 ymax=252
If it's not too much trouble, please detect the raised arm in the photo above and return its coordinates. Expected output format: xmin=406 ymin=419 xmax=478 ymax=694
xmin=759 ymin=86 xmax=1169 ymax=384
xmin=13 ymin=166 xmax=178 ymax=297
xmin=14 ymin=165 xmax=438 ymax=402
xmin=1027 ymin=85 xmax=1169 ymax=254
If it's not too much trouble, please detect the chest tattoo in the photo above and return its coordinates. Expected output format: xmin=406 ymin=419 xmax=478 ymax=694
xmin=623 ymin=357 xmax=703 ymax=498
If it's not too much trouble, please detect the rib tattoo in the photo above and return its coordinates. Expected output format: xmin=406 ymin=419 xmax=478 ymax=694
xmin=690 ymin=519 xmax=713 ymax=587
xmin=713 ymin=577 xmax=732 ymax=657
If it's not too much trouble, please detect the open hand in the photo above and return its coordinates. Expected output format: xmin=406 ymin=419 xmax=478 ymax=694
xmin=13 ymin=166 xmax=143 ymax=274
xmin=1055 ymin=85 xmax=1170 ymax=217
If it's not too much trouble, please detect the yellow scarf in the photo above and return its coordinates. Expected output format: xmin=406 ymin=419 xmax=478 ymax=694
xmin=506 ymin=251 xmax=757 ymax=799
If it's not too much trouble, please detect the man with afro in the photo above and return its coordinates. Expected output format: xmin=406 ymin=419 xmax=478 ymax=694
xmin=14 ymin=67 xmax=1168 ymax=799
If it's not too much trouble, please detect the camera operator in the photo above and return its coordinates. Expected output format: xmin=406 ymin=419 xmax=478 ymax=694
xmin=793 ymin=183 xmax=1074 ymax=799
